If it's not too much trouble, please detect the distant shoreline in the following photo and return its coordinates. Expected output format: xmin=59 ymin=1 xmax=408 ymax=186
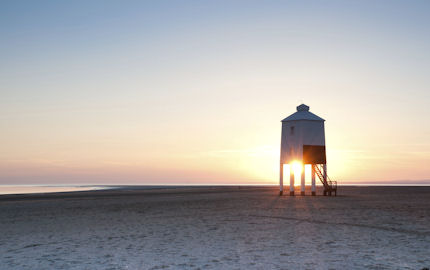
xmin=1 ymin=183 xmax=430 ymax=196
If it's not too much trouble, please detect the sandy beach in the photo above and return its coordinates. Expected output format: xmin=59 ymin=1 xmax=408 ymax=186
xmin=1 ymin=186 xmax=429 ymax=270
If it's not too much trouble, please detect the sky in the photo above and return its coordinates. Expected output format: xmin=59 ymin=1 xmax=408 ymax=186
xmin=1 ymin=0 xmax=430 ymax=185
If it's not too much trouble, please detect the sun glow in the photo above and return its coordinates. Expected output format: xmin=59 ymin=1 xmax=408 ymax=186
xmin=282 ymin=161 xmax=304 ymax=182
xmin=282 ymin=162 xmax=315 ymax=186
xmin=291 ymin=161 xmax=303 ymax=176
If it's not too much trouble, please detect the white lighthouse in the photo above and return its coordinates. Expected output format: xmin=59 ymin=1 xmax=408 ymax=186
xmin=279 ymin=104 xmax=336 ymax=196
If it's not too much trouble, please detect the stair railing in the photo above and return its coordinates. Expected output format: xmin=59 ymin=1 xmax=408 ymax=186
xmin=314 ymin=164 xmax=337 ymax=191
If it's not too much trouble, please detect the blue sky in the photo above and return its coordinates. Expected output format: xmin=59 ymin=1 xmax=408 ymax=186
xmin=1 ymin=0 xmax=430 ymax=184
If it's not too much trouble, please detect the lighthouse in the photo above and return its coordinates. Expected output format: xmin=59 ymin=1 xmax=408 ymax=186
xmin=279 ymin=104 xmax=336 ymax=196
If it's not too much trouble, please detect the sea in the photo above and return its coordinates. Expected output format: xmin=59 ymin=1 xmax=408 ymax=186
xmin=0 ymin=185 xmax=111 ymax=195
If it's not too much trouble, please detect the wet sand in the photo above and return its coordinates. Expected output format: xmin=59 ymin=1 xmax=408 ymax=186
xmin=1 ymin=186 xmax=429 ymax=269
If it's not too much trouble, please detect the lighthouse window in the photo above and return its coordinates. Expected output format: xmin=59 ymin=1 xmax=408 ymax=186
xmin=290 ymin=126 xmax=295 ymax=135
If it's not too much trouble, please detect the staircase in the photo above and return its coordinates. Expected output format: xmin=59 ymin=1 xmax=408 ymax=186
xmin=314 ymin=165 xmax=337 ymax=196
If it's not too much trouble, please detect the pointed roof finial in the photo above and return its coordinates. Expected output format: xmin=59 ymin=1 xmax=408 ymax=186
xmin=297 ymin=104 xmax=309 ymax=112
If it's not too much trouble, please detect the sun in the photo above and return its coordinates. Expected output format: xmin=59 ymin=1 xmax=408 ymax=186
xmin=291 ymin=161 xmax=303 ymax=176
xmin=282 ymin=161 xmax=305 ymax=186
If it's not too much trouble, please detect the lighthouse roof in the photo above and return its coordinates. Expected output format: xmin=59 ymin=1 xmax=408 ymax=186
xmin=281 ymin=104 xmax=325 ymax=122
